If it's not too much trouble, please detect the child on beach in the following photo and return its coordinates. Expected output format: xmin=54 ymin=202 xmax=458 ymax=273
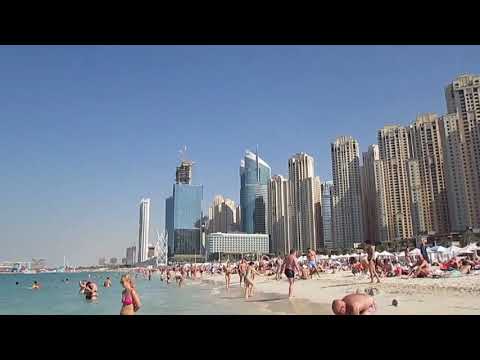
xmin=244 ymin=261 xmax=264 ymax=300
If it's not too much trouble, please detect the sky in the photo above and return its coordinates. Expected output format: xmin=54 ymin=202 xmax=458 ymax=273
xmin=1 ymin=45 xmax=479 ymax=266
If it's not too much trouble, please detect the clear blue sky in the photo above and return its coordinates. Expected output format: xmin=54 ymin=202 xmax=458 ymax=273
xmin=1 ymin=45 xmax=479 ymax=266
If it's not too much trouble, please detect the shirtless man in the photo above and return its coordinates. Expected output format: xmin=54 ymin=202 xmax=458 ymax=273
xmin=281 ymin=249 xmax=302 ymax=299
xmin=410 ymin=255 xmax=430 ymax=278
xmin=238 ymin=259 xmax=248 ymax=288
xmin=332 ymin=293 xmax=377 ymax=315
xmin=103 ymin=277 xmax=112 ymax=288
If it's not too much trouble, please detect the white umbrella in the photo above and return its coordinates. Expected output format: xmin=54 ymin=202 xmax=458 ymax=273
xmin=448 ymin=246 xmax=462 ymax=255
xmin=379 ymin=250 xmax=394 ymax=257
xmin=409 ymin=248 xmax=421 ymax=256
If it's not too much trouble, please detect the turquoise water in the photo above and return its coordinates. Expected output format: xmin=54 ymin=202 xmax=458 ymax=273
xmin=0 ymin=272 xmax=270 ymax=315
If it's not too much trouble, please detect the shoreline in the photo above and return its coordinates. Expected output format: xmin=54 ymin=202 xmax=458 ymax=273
xmin=200 ymin=271 xmax=480 ymax=315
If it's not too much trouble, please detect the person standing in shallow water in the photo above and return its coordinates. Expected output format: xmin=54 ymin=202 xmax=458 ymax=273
xmin=104 ymin=277 xmax=112 ymax=288
xmin=120 ymin=274 xmax=141 ymax=315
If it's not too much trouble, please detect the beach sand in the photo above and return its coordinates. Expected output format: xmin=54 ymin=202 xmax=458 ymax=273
xmin=201 ymin=271 xmax=480 ymax=315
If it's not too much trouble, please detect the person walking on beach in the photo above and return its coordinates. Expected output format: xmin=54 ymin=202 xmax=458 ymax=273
xmin=366 ymin=242 xmax=380 ymax=284
xmin=238 ymin=259 xmax=248 ymax=288
xmin=331 ymin=293 xmax=377 ymax=315
xmin=281 ymin=249 xmax=302 ymax=299
xmin=120 ymin=274 xmax=141 ymax=315
xmin=224 ymin=262 xmax=232 ymax=290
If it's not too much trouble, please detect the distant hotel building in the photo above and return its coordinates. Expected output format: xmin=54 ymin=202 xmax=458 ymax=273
xmin=361 ymin=144 xmax=388 ymax=243
xmin=288 ymin=152 xmax=317 ymax=253
xmin=319 ymin=181 xmax=334 ymax=249
xmin=165 ymin=159 xmax=204 ymax=258
xmin=331 ymin=137 xmax=363 ymax=249
xmin=444 ymin=74 xmax=480 ymax=231
xmin=268 ymin=175 xmax=291 ymax=255
xmin=138 ymin=198 xmax=150 ymax=263
xmin=126 ymin=246 xmax=136 ymax=266
xmin=208 ymin=195 xmax=240 ymax=233
xmin=240 ymin=149 xmax=271 ymax=234
xmin=206 ymin=233 xmax=269 ymax=256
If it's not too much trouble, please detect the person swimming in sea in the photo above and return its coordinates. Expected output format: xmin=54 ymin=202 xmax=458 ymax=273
xmin=120 ymin=274 xmax=141 ymax=315
xmin=32 ymin=281 xmax=41 ymax=290
xmin=84 ymin=281 xmax=98 ymax=301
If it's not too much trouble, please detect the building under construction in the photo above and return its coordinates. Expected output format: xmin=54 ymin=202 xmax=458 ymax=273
xmin=176 ymin=160 xmax=193 ymax=184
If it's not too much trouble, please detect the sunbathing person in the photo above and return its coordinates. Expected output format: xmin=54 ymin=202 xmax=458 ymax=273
xmin=410 ymin=256 xmax=431 ymax=278
xmin=459 ymin=259 xmax=473 ymax=274
xmin=332 ymin=293 xmax=377 ymax=315
xmin=383 ymin=259 xmax=395 ymax=277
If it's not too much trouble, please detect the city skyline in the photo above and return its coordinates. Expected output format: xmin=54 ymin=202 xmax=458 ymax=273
xmin=2 ymin=46 xmax=480 ymax=266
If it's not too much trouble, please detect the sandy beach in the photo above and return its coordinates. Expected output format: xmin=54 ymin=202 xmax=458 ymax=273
xmin=201 ymin=271 xmax=480 ymax=315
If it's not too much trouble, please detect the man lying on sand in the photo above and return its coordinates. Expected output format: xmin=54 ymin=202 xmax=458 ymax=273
xmin=332 ymin=293 xmax=377 ymax=315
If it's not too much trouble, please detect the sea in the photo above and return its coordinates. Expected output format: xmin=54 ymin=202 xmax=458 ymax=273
xmin=0 ymin=271 xmax=281 ymax=315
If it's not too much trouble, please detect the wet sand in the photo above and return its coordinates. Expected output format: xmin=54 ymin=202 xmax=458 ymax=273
xmin=201 ymin=271 xmax=480 ymax=315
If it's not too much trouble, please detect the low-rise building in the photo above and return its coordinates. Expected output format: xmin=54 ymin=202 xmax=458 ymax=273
xmin=206 ymin=232 xmax=269 ymax=256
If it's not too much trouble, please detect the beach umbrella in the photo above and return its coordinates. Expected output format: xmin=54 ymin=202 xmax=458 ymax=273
xmin=379 ymin=250 xmax=394 ymax=257
xmin=409 ymin=248 xmax=421 ymax=256
xmin=448 ymin=246 xmax=462 ymax=255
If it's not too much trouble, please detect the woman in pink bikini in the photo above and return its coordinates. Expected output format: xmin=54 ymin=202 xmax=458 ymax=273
xmin=120 ymin=274 xmax=142 ymax=315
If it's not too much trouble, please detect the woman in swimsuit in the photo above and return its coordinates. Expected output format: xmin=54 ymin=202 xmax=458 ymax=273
xmin=224 ymin=262 xmax=232 ymax=289
xmin=120 ymin=274 xmax=141 ymax=315
xmin=244 ymin=261 xmax=263 ymax=300
xmin=366 ymin=243 xmax=380 ymax=283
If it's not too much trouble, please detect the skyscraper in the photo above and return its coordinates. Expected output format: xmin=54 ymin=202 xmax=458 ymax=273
xmin=377 ymin=126 xmax=414 ymax=241
xmin=313 ymin=176 xmax=322 ymax=250
xmin=138 ymin=198 xmax=150 ymax=263
xmin=240 ymin=149 xmax=271 ymax=234
xmin=288 ymin=153 xmax=316 ymax=252
xmin=165 ymin=195 xmax=174 ymax=255
xmin=319 ymin=181 xmax=334 ymax=249
xmin=165 ymin=158 xmax=204 ymax=258
xmin=268 ymin=175 xmax=291 ymax=255
xmin=409 ymin=113 xmax=449 ymax=234
xmin=444 ymin=74 xmax=480 ymax=231
xmin=331 ymin=137 xmax=363 ymax=249
xmin=361 ymin=144 xmax=389 ymax=243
